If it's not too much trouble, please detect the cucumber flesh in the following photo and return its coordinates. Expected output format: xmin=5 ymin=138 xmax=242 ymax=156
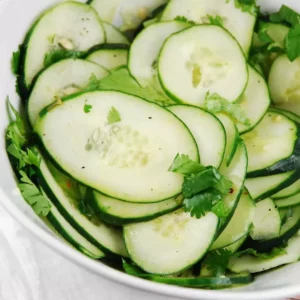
xmin=245 ymin=171 xmax=297 ymax=201
xmin=129 ymin=21 xmax=189 ymax=88
xmin=168 ymin=105 xmax=226 ymax=168
xmin=43 ymin=190 xmax=105 ymax=259
xmin=103 ymin=21 xmax=130 ymax=44
xmin=124 ymin=209 xmax=219 ymax=274
xmin=211 ymin=190 xmax=255 ymax=250
xmin=228 ymin=235 xmax=300 ymax=274
xmin=250 ymin=198 xmax=281 ymax=241
xmin=274 ymin=192 xmax=300 ymax=208
xmin=92 ymin=192 xmax=181 ymax=225
xmin=161 ymin=0 xmax=256 ymax=55
xmin=269 ymin=55 xmax=300 ymax=105
xmin=237 ymin=65 xmax=270 ymax=134
xmin=87 ymin=48 xmax=129 ymax=70
xmin=275 ymin=102 xmax=300 ymax=118
xmin=243 ymin=111 xmax=298 ymax=175
xmin=270 ymin=107 xmax=300 ymax=124
xmin=28 ymin=59 xmax=108 ymax=127
xmin=23 ymin=2 xmax=105 ymax=88
xmin=39 ymin=159 xmax=128 ymax=257
xmin=216 ymin=113 xmax=239 ymax=167
xmin=272 ymin=179 xmax=300 ymax=200
xmin=36 ymin=91 xmax=198 ymax=203
xmin=158 ymin=25 xmax=248 ymax=107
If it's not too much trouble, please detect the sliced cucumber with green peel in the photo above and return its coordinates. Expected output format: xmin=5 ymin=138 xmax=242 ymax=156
xmin=87 ymin=48 xmax=129 ymax=70
xmin=237 ymin=65 xmax=270 ymax=134
xmin=243 ymin=111 xmax=298 ymax=176
xmin=228 ymin=235 xmax=300 ymax=274
xmin=103 ymin=21 xmax=130 ymax=44
xmin=43 ymin=190 xmax=105 ymax=259
xmin=91 ymin=192 xmax=181 ymax=225
xmin=218 ymin=142 xmax=248 ymax=230
xmin=250 ymin=198 xmax=281 ymax=241
xmin=21 ymin=2 xmax=105 ymax=91
xmin=261 ymin=23 xmax=289 ymax=49
xmin=161 ymin=0 xmax=256 ymax=55
xmin=124 ymin=209 xmax=219 ymax=274
xmin=129 ymin=21 xmax=189 ymax=88
xmin=243 ymin=206 xmax=300 ymax=252
xmin=168 ymin=105 xmax=226 ymax=168
xmin=275 ymin=192 xmax=300 ymax=209
xmin=158 ymin=25 xmax=248 ymax=107
xmin=225 ymin=235 xmax=248 ymax=254
xmin=89 ymin=0 xmax=168 ymax=32
xmin=28 ymin=58 xmax=108 ymax=127
xmin=269 ymin=55 xmax=300 ymax=105
xmin=245 ymin=171 xmax=298 ymax=201
xmin=36 ymin=91 xmax=198 ymax=203
xmin=272 ymin=179 xmax=300 ymax=200
xmin=211 ymin=190 xmax=255 ymax=251
xmin=38 ymin=159 xmax=128 ymax=257
xmin=275 ymin=102 xmax=300 ymax=118
xmin=270 ymin=107 xmax=300 ymax=125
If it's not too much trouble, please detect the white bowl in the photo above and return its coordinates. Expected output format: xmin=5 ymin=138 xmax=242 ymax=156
xmin=1 ymin=0 xmax=300 ymax=299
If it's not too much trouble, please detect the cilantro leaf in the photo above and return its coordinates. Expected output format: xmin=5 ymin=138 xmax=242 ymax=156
xmin=234 ymin=247 xmax=287 ymax=259
xmin=205 ymin=92 xmax=251 ymax=126
xmin=231 ymin=0 xmax=257 ymax=15
xmin=270 ymin=5 xmax=300 ymax=27
xmin=212 ymin=199 xmax=230 ymax=218
xmin=168 ymin=153 xmax=205 ymax=175
xmin=174 ymin=16 xmax=196 ymax=25
xmin=98 ymin=67 xmax=173 ymax=106
xmin=285 ymin=24 xmax=300 ymax=61
xmin=44 ymin=49 xmax=84 ymax=68
xmin=203 ymin=249 xmax=232 ymax=277
xmin=208 ymin=15 xmax=224 ymax=27
xmin=84 ymin=103 xmax=92 ymax=113
xmin=123 ymin=260 xmax=149 ymax=277
xmin=81 ymin=74 xmax=101 ymax=94
xmin=107 ymin=107 xmax=121 ymax=124
xmin=18 ymin=171 xmax=51 ymax=216
xmin=11 ymin=47 xmax=21 ymax=75
xmin=215 ymin=174 xmax=233 ymax=194
xmin=183 ymin=189 xmax=222 ymax=218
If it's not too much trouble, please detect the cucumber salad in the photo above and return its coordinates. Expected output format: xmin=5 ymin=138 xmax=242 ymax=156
xmin=6 ymin=0 xmax=300 ymax=290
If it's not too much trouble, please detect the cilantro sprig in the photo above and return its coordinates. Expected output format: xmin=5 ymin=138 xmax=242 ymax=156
xmin=202 ymin=249 xmax=232 ymax=276
xmin=169 ymin=154 xmax=233 ymax=219
xmin=107 ymin=107 xmax=121 ymax=124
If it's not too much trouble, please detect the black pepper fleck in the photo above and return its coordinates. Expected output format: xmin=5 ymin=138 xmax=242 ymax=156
xmin=148 ymin=117 xmax=152 ymax=119
xmin=82 ymin=166 xmax=86 ymax=169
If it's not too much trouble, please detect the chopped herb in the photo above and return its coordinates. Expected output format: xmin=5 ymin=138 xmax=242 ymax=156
xmin=233 ymin=0 xmax=257 ymax=15
xmin=203 ymin=249 xmax=232 ymax=276
xmin=81 ymin=73 xmax=100 ymax=93
xmin=107 ymin=107 xmax=121 ymax=124
xmin=168 ymin=153 xmax=205 ymax=175
xmin=270 ymin=5 xmax=300 ymax=27
xmin=234 ymin=247 xmax=287 ymax=259
xmin=205 ymin=92 xmax=251 ymax=126
xmin=11 ymin=47 xmax=21 ymax=75
xmin=174 ymin=16 xmax=196 ymax=26
xmin=285 ymin=24 xmax=300 ymax=61
xmin=84 ymin=103 xmax=92 ymax=113
xmin=44 ymin=49 xmax=83 ymax=68
xmin=208 ymin=15 xmax=224 ymax=27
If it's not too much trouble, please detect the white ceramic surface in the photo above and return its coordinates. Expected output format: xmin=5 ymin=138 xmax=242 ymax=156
xmin=1 ymin=1 xmax=300 ymax=299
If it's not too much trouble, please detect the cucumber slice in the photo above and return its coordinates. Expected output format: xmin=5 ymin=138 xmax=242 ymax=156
xmin=21 ymin=2 xmax=105 ymax=90
xmin=243 ymin=111 xmax=298 ymax=176
xmin=275 ymin=102 xmax=300 ymax=118
xmin=218 ymin=142 xmax=248 ymax=230
xmin=237 ymin=65 xmax=270 ymax=134
xmin=103 ymin=21 xmax=130 ymax=44
xmin=168 ymin=105 xmax=226 ymax=168
xmin=158 ymin=25 xmax=248 ymax=107
xmin=161 ymin=0 xmax=256 ymax=55
xmin=124 ymin=209 xmax=219 ymax=274
xmin=269 ymin=55 xmax=300 ymax=105
xmin=28 ymin=59 xmax=108 ymax=127
xmin=91 ymin=192 xmax=181 ymax=225
xmin=243 ymin=206 xmax=300 ymax=252
xmin=228 ymin=235 xmax=300 ymax=274
xmin=43 ymin=191 xmax=105 ymax=259
xmin=211 ymin=190 xmax=255 ymax=250
xmin=275 ymin=192 xmax=300 ymax=208
xmin=270 ymin=107 xmax=300 ymax=124
xmin=87 ymin=48 xmax=129 ymax=70
xmin=250 ymin=198 xmax=281 ymax=241
xmin=262 ymin=23 xmax=289 ymax=49
xmin=272 ymin=179 xmax=300 ymax=200
xmin=89 ymin=0 xmax=168 ymax=32
xmin=245 ymin=171 xmax=298 ymax=201
xmin=129 ymin=21 xmax=189 ymax=88
xmin=38 ymin=159 xmax=128 ymax=257
xmin=216 ymin=113 xmax=239 ymax=167
xmin=36 ymin=91 xmax=198 ymax=203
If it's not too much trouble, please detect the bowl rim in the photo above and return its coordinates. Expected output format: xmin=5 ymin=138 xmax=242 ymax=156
xmin=1 ymin=187 xmax=300 ymax=300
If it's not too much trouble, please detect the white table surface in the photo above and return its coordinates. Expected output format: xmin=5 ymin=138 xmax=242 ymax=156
xmin=0 ymin=204 xmax=182 ymax=300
